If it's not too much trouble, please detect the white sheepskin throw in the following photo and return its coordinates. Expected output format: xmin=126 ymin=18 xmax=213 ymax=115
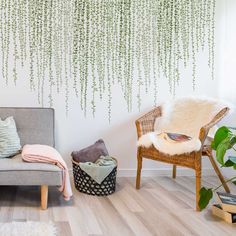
xmin=137 ymin=97 xmax=229 ymax=155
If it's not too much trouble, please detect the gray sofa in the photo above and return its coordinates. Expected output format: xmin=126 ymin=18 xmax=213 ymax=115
xmin=0 ymin=108 xmax=62 ymax=209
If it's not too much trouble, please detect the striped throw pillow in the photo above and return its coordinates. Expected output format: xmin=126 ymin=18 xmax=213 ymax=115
xmin=0 ymin=116 xmax=21 ymax=158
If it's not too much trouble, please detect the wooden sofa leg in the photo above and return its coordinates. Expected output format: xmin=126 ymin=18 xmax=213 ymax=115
xmin=41 ymin=185 xmax=48 ymax=210
xmin=136 ymin=151 xmax=142 ymax=189
xmin=172 ymin=165 xmax=176 ymax=179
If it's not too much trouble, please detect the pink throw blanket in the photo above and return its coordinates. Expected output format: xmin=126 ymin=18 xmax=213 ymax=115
xmin=22 ymin=144 xmax=72 ymax=201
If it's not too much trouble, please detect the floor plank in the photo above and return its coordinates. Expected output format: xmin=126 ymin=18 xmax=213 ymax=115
xmin=0 ymin=176 xmax=235 ymax=236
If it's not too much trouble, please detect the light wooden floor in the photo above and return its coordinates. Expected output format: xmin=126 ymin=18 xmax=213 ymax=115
xmin=0 ymin=176 xmax=235 ymax=236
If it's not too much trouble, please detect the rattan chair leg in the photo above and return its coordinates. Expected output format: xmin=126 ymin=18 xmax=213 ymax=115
xmin=172 ymin=165 xmax=176 ymax=179
xmin=207 ymin=151 xmax=230 ymax=193
xmin=136 ymin=151 xmax=142 ymax=189
xmin=195 ymin=169 xmax=201 ymax=211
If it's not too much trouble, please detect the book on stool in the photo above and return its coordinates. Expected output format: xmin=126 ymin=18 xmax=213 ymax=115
xmin=212 ymin=192 xmax=236 ymax=224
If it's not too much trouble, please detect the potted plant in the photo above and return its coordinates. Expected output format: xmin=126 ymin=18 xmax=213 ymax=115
xmin=198 ymin=126 xmax=236 ymax=210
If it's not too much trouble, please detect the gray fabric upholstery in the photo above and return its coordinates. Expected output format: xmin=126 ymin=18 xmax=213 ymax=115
xmin=0 ymin=108 xmax=54 ymax=147
xmin=0 ymin=108 xmax=62 ymax=186
xmin=0 ymin=171 xmax=62 ymax=186
xmin=0 ymin=154 xmax=61 ymax=172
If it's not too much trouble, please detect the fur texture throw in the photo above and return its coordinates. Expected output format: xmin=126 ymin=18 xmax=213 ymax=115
xmin=137 ymin=97 xmax=229 ymax=155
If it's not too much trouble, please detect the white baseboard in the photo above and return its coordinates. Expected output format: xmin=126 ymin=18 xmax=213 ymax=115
xmin=117 ymin=168 xmax=216 ymax=177
xmin=69 ymin=167 xmax=217 ymax=177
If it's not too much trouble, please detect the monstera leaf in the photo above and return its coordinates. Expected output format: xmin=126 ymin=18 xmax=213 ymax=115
xmin=230 ymin=156 xmax=236 ymax=170
xmin=211 ymin=126 xmax=231 ymax=150
xmin=198 ymin=187 xmax=213 ymax=210
xmin=213 ymin=129 xmax=236 ymax=165
xmin=216 ymin=139 xmax=231 ymax=165
xmin=199 ymin=126 xmax=236 ymax=211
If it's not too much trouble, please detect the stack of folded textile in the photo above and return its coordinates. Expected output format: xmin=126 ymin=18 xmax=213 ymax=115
xmin=71 ymin=139 xmax=117 ymax=196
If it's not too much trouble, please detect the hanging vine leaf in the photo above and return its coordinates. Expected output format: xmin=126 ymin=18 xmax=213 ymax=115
xmin=0 ymin=0 xmax=216 ymax=119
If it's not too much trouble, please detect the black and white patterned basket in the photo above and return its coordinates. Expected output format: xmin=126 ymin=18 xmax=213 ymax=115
xmin=72 ymin=158 xmax=117 ymax=196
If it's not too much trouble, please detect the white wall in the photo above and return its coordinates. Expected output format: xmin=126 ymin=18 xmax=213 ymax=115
xmin=218 ymin=0 xmax=236 ymax=104
xmin=217 ymin=0 xmax=236 ymax=177
xmin=0 ymin=0 xmax=234 ymax=177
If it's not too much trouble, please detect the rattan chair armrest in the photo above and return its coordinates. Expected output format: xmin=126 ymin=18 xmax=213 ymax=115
xmin=135 ymin=106 xmax=162 ymax=138
xmin=199 ymin=107 xmax=230 ymax=144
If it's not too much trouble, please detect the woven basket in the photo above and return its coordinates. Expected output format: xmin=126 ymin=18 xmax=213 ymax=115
xmin=72 ymin=158 xmax=117 ymax=196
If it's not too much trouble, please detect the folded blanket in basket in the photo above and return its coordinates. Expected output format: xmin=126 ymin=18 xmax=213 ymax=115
xmin=22 ymin=144 xmax=73 ymax=201
xmin=79 ymin=156 xmax=116 ymax=184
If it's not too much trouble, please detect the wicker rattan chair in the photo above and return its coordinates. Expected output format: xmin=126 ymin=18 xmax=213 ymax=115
xmin=135 ymin=106 xmax=230 ymax=211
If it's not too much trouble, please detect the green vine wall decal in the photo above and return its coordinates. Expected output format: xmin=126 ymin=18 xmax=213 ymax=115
xmin=0 ymin=0 xmax=216 ymax=119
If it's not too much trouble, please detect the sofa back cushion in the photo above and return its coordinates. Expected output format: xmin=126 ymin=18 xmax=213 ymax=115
xmin=0 ymin=116 xmax=21 ymax=158
xmin=0 ymin=108 xmax=54 ymax=147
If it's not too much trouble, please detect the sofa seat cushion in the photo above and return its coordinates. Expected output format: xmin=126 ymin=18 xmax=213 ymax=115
xmin=0 ymin=154 xmax=62 ymax=186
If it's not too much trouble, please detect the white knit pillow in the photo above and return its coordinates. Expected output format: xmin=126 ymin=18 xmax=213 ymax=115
xmin=0 ymin=116 xmax=21 ymax=158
